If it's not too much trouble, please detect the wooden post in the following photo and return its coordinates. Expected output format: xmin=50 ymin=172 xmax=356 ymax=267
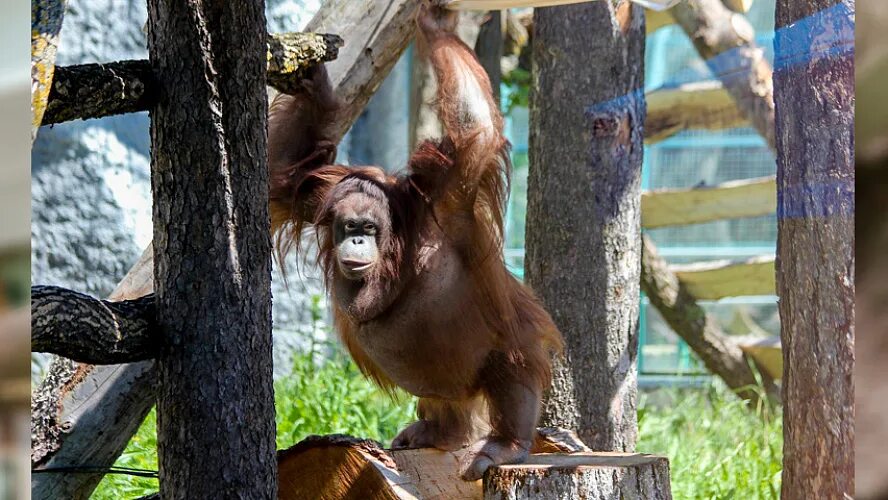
xmin=772 ymin=1 xmax=855 ymax=497
xmin=526 ymin=0 xmax=645 ymax=451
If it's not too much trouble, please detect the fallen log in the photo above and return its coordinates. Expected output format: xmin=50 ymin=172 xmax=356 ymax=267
xmin=41 ymin=33 xmax=342 ymax=125
xmin=277 ymin=428 xmax=670 ymax=499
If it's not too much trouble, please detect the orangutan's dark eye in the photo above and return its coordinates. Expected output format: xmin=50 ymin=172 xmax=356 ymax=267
xmin=344 ymin=221 xmax=357 ymax=231
xmin=364 ymin=223 xmax=376 ymax=234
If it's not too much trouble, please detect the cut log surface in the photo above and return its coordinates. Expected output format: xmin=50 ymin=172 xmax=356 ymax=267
xmin=277 ymin=429 xmax=670 ymax=500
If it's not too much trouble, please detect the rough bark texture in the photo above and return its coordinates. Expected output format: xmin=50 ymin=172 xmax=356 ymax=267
xmin=773 ymin=1 xmax=855 ymax=498
xmin=640 ymin=236 xmax=778 ymax=404
xmin=31 ymin=285 xmax=157 ymax=363
xmin=484 ymin=453 xmax=672 ymax=500
xmin=526 ymin=1 xmax=645 ymax=451
xmin=30 ymin=1 xmax=420 ymax=496
xmin=670 ymin=0 xmax=776 ymax=151
xmin=41 ymin=33 xmax=342 ymax=126
xmin=31 ymin=246 xmax=156 ymax=500
xmin=31 ymin=0 xmax=66 ymax=140
xmin=147 ymin=0 xmax=276 ymax=497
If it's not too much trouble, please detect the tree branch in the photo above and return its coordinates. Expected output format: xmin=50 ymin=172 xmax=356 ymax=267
xmin=41 ymin=32 xmax=342 ymax=125
xmin=670 ymin=0 xmax=776 ymax=150
xmin=31 ymin=285 xmax=158 ymax=364
xmin=640 ymin=235 xmax=780 ymax=406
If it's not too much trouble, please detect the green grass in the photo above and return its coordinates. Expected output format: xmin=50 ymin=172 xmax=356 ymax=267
xmin=93 ymin=357 xmax=781 ymax=499
xmin=638 ymin=382 xmax=783 ymax=499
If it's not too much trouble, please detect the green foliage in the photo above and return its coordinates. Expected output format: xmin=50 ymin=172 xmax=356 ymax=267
xmin=637 ymin=381 xmax=783 ymax=499
xmin=93 ymin=361 xmax=780 ymax=500
xmin=502 ymin=67 xmax=530 ymax=113
xmin=273 ymin=350 xmax=417 ymax=448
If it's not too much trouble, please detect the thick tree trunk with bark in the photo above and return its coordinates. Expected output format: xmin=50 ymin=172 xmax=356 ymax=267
xmin=772 ymin=1 xmax=855 ymax=498
xmin=147 ymin=0 xmax=276 ymax=497
xmin=526 ymin=1 xmax=645 ymax=451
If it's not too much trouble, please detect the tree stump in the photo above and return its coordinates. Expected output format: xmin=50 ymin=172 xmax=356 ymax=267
xmin=484 ymin=453 xmax=672 ymax=500
xmin=277 ymin=429 xmax=671 ymax=499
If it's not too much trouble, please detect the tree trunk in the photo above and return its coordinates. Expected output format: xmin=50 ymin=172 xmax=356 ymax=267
xmin=274 ymin=428 xmax=647 ymax=500
xmin=484 ymin=454 xmax=672 ymax=500
xmin=526 ymin=1 xmax=645 ymax=451
xmin=147 ymin=0 xmax=276 ymax=497
xmin=772 ymin=1 xmax=855 ymax=498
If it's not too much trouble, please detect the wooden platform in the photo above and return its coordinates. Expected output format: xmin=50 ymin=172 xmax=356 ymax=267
xmin=277 ymin=431 xmax=671 ymax=499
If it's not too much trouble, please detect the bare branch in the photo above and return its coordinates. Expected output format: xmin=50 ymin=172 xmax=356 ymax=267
xmin=31 ymin=285 xmax=158 ymax=364
xmin=41 ymin=32 xmax=343 ymax=125
xmin=640 ymin=236 xmax=780 ymax=405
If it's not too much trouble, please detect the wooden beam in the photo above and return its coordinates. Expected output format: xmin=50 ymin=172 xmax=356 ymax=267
xmin=41 ymin=33 xmax=342 ymax=125
xmin=31 ymin=286 xmax=157 ymax=364
xmin=641 ymin=175 xmax=775 ymax=228
xmin=670 ymin=255 xmax=775 ymax=300
xmin=640 ymin=235 xmax=779 ymax=403
xmin=31 ymin=245 xmax=157 ymax=499
xmin=644 ymin=81 xmax=749 ymax=144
